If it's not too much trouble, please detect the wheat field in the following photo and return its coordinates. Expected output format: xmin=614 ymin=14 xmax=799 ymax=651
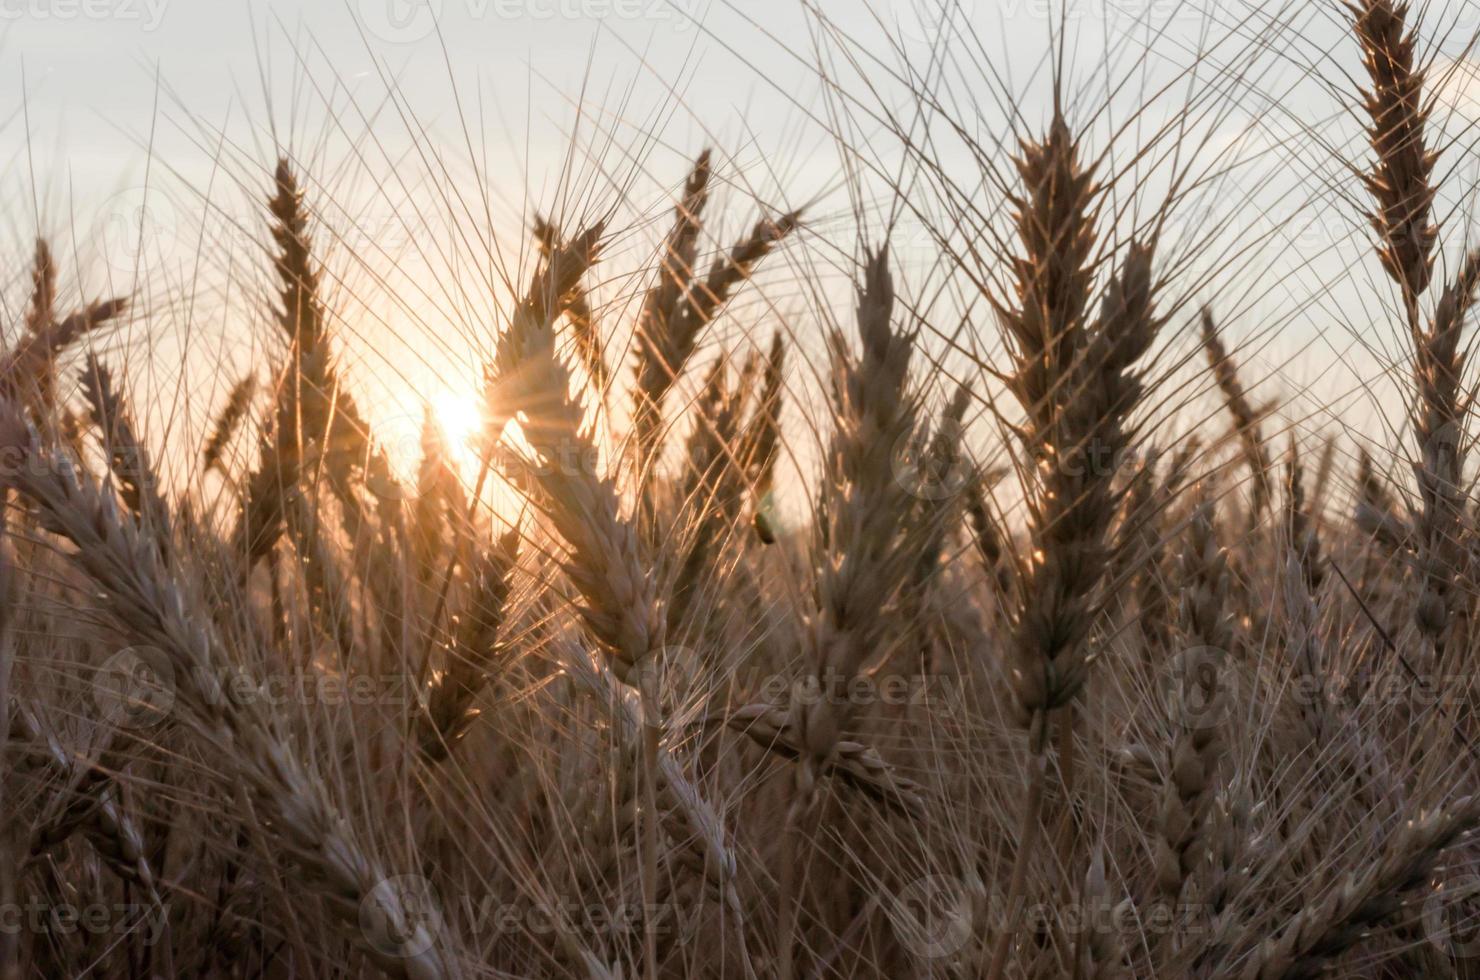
xmin=8 ymin=1 xmax=1480 ymax=977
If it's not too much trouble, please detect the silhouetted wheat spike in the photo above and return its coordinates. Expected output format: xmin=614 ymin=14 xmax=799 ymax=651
xmin=1409 ymin=250 xmax=1480 ymax=660
xmin=202 ymin=373 xmax=257 ymax=475
xmin=673 ymin=210 xmax=799 ymax=341
xmin=1200 ymin=308 xmax=1271 ymax=524
xmin=1124 ymin=449 xmax=1188 ymax=650
xmin=412 ymin=405 xmax=464 ymax=587
xmin=632 ymin=151 xmax=797 ymax=486
xmin=739 ymin=329 xmax=785 ymax=542
xmin=81 ymin=354 xmax=166 ymax=532
xmin=1284 ymin=442 xmax=1324 ymax=591
xmin=478 ymin=222 xmax=675 ymax=978
xmin=1354 ymin=445 xmax=1408 ymax=547
xmin=12 ymin=704 xmax=158 ymax=897
xmin=1350 ymin=0 xmax=1437 ymax=307
xmin=417 ymin=530 xmax=518 ymax=763
xmin=235 ymin=159 xmax=402 ymax=562
xmin=771 ymin=245 xmax=922 ymax=980
xmin=1181 ymin=491 xmax=1235 ymax=656
xmin=1349 ymin=0 xmax=1475 ymax=662
xmin=966 ymin=472 xmax=1014 ymax=595
xmin=669 ymin=356 xmax=751 ymax=626
xmin=483 ymin=222 xmax=665 ymax=687
xmin=0 ymin=292 xmax=127 ymax=423
xmin=723 ymin=703 xmax=927 ymax=815
xmin=795 ymin=245 xmax=919 ymax=793
xmin=988 ymin=108 xmax=1163 ymax=978
xmin=483 ymin=224 xmax=610 ymax=446
xmin=1001 ymin=169 xmax=1159 ymax=740
xmin=271 ymin=162 xmax=400 ymax=507
xmin=232 ymin=160 xmax=332 ymax=560
xmin=1149 ymin=501 xmax=1232 ymax=967
xmin=25 ymin=240 xmax=55 ymax=338
xmin=632 ymin=150 xmax=712 ymax=470
xmin=23 ymin=240 xmax=57 ymax=414
xmin=534 ymin=214 xmax=608 ymax=395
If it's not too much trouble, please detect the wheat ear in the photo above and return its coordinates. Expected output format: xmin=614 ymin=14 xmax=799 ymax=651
xmin=202 ymin=372 xmax=257 ymax=476
xmin=480 ymin=222 xmax=674 ymax=978
xmin=793 ymin=246 xmax=919 ymax=786
xmin=988 ymin=111 xmax=1162 ymax=977
xmin=80 ymin=354 xmax=167 ymax=533
xmin=739 ymin=329 xmax=785 ymax=542
xmin=632 ymin=151 xmax=796 ymax=481
xmin=631 ymin=151 xmax=713 ymax=471
xmin=0 ymin=407 xmax=464 ymax=980
xmin=416 ymin=531 xmax=518 ymax=763
xmin=1199 ymin=309 xmax=1272 ymax=524
xmin=1238 ymin=796 xmax=1480 ymax=979
xmin=1284 ymin=442 xmax=1325 ymax=591
xmin=1155 ymin=493 xmax=1233 ymax=890
xmin=534 ymin=215 xmax=608 ymax=396
xmin=1351 ymin=0 xmax=1438 ymax=306
xmin=1354 ymin=445 xmax=1409 ymax=548
xmin=11 ymin=705 xmax=158 ymax=896
xmin=1350 ymin=0 xmax=1476 ymax=660
xmin=1408 ymin=250 xmax=1480 ymax=659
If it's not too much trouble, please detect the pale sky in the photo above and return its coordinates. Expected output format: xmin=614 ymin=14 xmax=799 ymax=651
xmin=4 ymin=0 xmax=1480 ymax=497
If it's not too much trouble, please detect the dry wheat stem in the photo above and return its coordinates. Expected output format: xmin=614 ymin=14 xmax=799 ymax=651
xmin=0 ymin=409 xmax=464 ymax=980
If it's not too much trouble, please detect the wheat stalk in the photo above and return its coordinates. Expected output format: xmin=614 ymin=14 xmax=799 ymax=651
xmin=0 ymin=407 xmax=464 ymax=980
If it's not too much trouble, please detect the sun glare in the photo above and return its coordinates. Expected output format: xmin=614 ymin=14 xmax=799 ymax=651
xmin=432 ymin=391 xmax=483 ymax=472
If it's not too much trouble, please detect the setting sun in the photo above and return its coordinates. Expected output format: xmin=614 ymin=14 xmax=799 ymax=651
xmin=431 ymin=391 xmax=484 ymax=471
